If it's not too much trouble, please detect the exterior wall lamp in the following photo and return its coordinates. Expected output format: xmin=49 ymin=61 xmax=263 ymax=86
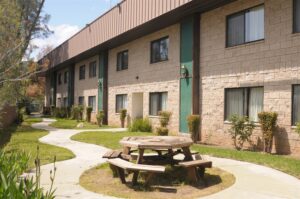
xmin=181 ymin=65 xmax=189 ymax=78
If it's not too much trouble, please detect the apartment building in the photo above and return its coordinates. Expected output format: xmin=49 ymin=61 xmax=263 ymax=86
xmin=42 ymin=0 xmax=300 ymax=155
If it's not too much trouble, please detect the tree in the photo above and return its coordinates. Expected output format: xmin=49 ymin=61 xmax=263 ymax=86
xmin=0 ymin=0 xmax=51 ymax=108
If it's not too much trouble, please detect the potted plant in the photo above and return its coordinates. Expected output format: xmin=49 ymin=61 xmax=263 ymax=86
xmin=187 ymin=115 xmax=200 ymax=142
xmin=157 ymin=111 xmax=172 ymax=136
xmin=120 ymin=109 xmax=127 ymax=128
xmin=96 ymin=111 xmax=105 ymax=127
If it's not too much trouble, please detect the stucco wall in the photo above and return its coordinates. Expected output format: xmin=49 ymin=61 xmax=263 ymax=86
xmin=108 ymin=24 xmax=181 ymax=131
xmin=74 ymin=55 xmax=99 ymax=122
xmin=200 ymin=0 xmax=300 ymax=156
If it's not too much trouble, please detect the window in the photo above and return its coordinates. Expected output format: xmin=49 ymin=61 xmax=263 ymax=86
xmin=225 ymin=87 xmax=263 ymax=122
xmin=64 ymin=71 xmax=69 ymax=84
xmin=78 ymin=96 xmax=84 ymax=106
xmin=88 ymin=96 xmax=96 ymax=112
xmin=117 ymin=50 xmax=128 ymax=71
xmin=63 ymin=97 xmax=68 ymax=107
xmin=149 ymin=92 xmax=167 ymax=116
xmin=116 ymin=94 xmax=127 ymax=113
xmin=292 ymin=85 xmax=300 ymax=125
xmin=151 ymin=37 xmax=169 ymax=63
xmin=89 ymin=61 xmax=97 ymax=78
xmin=58 ymin=73 xmax=62 ymax=85
xmin=227 ymin=5 xmax=264 ymax=47
xmin=294 ymin=0 xmax=300 ymax=33
xmin=79 ymin=65 xmax=85 ymax=80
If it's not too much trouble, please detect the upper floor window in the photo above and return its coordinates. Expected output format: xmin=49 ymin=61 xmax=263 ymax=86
xmin=79 ymin=65 xmax=85 ymax=80
xmin=58 ymin=73 xmax=62 ymax=85
xmin=225 ymin=87 xmax=263 ymax=122
xmin=89 ymin=61 xmax=97 ymax=78
xmin=149 ymin=92 xmax=167 ymax=116
xmin=88 ymin=96 xmax=96 ymax=112
xmin=294 ymin=0 xmax=300 ymax=33
xmin=292 ymin=85 xmax=300 ymax=125
xmin=151 ymin=37 xmax=169 ymax=63
xmin=64 ymin=71 xmax=69 ymax=84
xmin=116 ymin=94 xmax=127 ymax=113
xmin=227 ymin=5 xmax=264 ymax=47
xmin=117 ymin=50 xmax=128 ymax=71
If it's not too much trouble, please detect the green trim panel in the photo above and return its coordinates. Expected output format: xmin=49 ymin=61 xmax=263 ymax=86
xmin=179 ymin=17 xmax=194 ymax=133
xmin=98 ymin=52 xmax=105 ymax=111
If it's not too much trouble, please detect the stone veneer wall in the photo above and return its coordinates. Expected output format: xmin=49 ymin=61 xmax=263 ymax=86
xmin=74 ymin=55 xmax=99 ymax=122
xmin=200 ymin=0 xmax=300 ymax=156
xmin=108 ymin=24 xmax=181 ymax=131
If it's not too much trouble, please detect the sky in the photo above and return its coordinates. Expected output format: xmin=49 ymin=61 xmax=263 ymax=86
xmin=31 ymin=0 xmax=120 ymax=58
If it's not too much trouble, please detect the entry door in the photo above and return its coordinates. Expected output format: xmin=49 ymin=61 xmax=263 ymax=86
xmin=132 ymin=93 xmax=143 ymax=119
xmin=179 ymin=18 xmax=193 ymax=133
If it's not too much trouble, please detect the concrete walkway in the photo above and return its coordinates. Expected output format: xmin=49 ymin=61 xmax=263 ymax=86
xmin=32 ymin=119 xmax=300 ymax=199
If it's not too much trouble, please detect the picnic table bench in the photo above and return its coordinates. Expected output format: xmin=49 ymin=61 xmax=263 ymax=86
xmin=179 ymin=160 xmax=212 ymax=184
xmin=107 ymin=158 xmax=165 ymax=185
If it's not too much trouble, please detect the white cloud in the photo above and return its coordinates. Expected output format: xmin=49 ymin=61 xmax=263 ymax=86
xmin=31 ymin=24 xmax=80 ymax=60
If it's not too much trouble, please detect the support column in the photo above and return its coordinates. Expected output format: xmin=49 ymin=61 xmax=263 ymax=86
xmin=68 ymin=64 xmax=75 ymax=107
xmin=98 ymin=51 xmax=108 ymax=124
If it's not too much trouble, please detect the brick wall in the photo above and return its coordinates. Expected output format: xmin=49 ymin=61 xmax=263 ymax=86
xmin=108 ymin=24 xmax=181 ymax=131
xmin=200 ymin=0 xmax=300 ymax=156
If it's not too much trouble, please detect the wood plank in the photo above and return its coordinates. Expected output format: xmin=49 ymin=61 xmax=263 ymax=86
xmin=102 ymin=150 xmax=114 ymax=158
xmin=107 ymin=158 xmax=165 ymax=173
xmin=179 ymin=160 xmax=212 ymax=168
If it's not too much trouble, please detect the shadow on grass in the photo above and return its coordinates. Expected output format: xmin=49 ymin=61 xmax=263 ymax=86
xmin=0 ymin=124 xmax=17 ymax=148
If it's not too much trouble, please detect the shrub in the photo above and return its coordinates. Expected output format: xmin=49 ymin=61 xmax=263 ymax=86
xmin=258 ymin=112 xmax=278 ymax=153
xmin=187 ymin=115 xmax=200 ymax=142
xmin=0 ymin=148 xmax=56 ymax=198
xmin=156 ymin=127 xmax=169 ymax=136
xmin=71 ymin=105 xmax=84 ymax=121
xmin=158 ymin=111 xmax=172 ymax=127
xmin=86 ymin=106 xmax=93 ymax=122
xmin=229 ymin=115 xmax=255 ymax=150
xmin=120 ymin=109 xmax=127 ymax=128
xmin=129 ymin=118 xmax=152 ymax=132
xmin=16 ymin=107 xmax=25 ymax=124
xmin=96 ymin=111 xmax=105 ymax=127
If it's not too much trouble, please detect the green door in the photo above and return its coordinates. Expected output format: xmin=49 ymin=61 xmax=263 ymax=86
xmin=98 ymin=52 xmax=105 ymax=111
xmin=179 ymin=18 xmax=193 ymax=133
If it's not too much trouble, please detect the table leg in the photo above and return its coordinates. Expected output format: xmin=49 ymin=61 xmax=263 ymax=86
xmin=132 ymin=149 xmax=144 ymax=185
xmin=123 ymin=146 xmax=131 ymax=155
xmin=182 ymin=147 xmax=193 ymax=161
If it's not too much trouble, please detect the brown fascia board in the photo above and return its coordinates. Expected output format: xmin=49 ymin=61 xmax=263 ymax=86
xmin=43 ymin=0 xmax=236 ymax=73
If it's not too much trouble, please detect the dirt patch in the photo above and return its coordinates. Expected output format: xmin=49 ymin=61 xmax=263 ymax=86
xmin=80 ymin=164 xmax=235 ymax=199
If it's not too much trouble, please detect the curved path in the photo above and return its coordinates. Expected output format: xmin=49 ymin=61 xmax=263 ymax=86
xmin=32 ymin=119 xmax=300 ymax=199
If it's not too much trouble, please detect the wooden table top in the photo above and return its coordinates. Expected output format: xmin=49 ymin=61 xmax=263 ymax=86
xmin=120 ymin=136 xmax=193 ymax=149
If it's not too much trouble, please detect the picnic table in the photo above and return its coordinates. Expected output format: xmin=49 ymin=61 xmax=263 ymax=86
xmin=105 ymin=136 xmax=212 ymax=185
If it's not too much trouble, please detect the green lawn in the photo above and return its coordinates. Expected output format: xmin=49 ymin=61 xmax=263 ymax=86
xmin=2 ymin=118 xmax=75 ymax=169
xmin=49 ymin=118 xmax=113 ymax=129
xmin=71 ymin=131 xmax=151 ymax=149
xmin=72 ymin=131 xmax=300 ymax=179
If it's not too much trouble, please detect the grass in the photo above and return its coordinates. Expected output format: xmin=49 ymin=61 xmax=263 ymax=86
xmin=71 ymin=131 xmax=151 ymax=149
xmin=49 ymin=118 xmax=112 ymax=129
xmin=72 ymin=131 xmax=300 ymax=179
xmin=1 ymin=117 xmax=75 ymax=168
xmin=192 ymin=144 xmax=300 ymax=179
xmin=80 ymin=163 xmax=235 ymax=199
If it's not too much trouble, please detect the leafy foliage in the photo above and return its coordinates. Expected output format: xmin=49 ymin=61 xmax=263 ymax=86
xmin=86 ymin=107 xmax=93 ymax=122
xmin=96 ymin=111 xmax=105 ymax=127
xmin=156 ymin=127 xmax=169 ymax=136
xmin=187 ymin=115 xmax=200 ymax=142
xmin=258 ymin=112 xmax=278 ymax=153
xmin=158 ymin=111 xmax=172 ymax=127
xmin=120 ymin=109 xmax=127 ymax=128
xmin=128 ymin=118 xmax=152 ymax=132
xmin=228 ymin=115 xmax=255 ymax=150
xmin=0 ymin=147 xmax=56 ymax=199
xmin=71 ymin=105 xmax=84 ymax=121
xmin=295 ymin=123 xmax=300 ymax=136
